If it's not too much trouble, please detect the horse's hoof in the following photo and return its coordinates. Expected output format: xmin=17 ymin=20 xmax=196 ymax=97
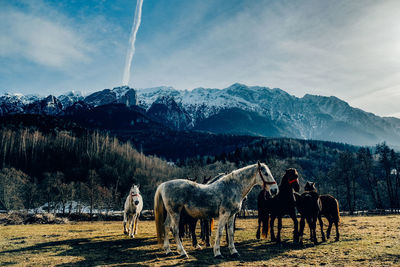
xmin=165 ymin=251 xmax=174 ymax=256
xmin=206 ymin=243 xmax=211 ymax=247
xmin=230 ymin=252 xmax=240 ymax=258
xmin=195 ymin=245 xmax=202 ymax=250
xmin=178 ymin=254 xmax=189 ymax=259
xmin=256 ymin=232 xmax=260 ymax=239
xmin=214 ymin=254 xmax=224 ymax=259
xmin=334 ymin=238 xmax=339 ymax=242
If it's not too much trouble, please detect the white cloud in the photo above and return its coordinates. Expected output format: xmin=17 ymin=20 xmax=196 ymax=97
xmin=132 ymin=0 xmax=400 ymax=117
xmin=0 ymin=6 xmax=92 ymax=68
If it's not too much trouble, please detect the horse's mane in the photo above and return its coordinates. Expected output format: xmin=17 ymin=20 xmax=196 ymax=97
xmin=207 ymin=173 xmax=226 ymax=185
xmin=215 ymin=164 xmax=258 ymax=184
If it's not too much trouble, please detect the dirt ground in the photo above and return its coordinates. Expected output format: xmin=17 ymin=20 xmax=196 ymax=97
xmin=0 ymin=215 xmax=399 ymax=266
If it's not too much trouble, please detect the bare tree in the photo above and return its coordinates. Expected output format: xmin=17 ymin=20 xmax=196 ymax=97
xmin=0 ymin=168 xmax=29 ymax=211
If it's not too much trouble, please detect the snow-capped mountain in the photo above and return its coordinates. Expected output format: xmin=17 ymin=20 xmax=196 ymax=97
xmin=137 ymin=83 xmax=400 ymax=146
xmin=25 ymin=95 xmax=63 ymax=115
xmin=147 ymin=96 xmax=192 ymax=130
xmin=0 ymin=86 xmax=138 ymax=116
xmin=84 ymin=86 xmax=137 ymax=107
xmin=58 ymin=91 xmax=84 ymax=109
xmin=0 ymin=93 xmax=40 ymax=115
xmin=1 ymin=83 xmax=400 ymax=147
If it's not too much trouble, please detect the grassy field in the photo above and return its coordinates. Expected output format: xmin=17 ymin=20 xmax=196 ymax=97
xmin=0 ymin=215 xmax=399 ymax=266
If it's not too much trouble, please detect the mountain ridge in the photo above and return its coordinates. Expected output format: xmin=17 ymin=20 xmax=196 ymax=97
xmin=1 ymin=83 xmax=400 ymax=147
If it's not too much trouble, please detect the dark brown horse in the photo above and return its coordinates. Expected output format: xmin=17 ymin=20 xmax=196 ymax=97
xmin=296 ymin=182 xmax=322 ymax=245
xmin=256 ymin=168 xmax=300 ymax=243
xmin=304 ymin=182 xmax=340 ymax=241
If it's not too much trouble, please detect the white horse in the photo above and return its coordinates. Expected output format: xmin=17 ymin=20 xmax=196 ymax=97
xmin=154 ymin=161 xmax=279 ymax=258
xmin=123 ymin=184 xmax=143 ymax=238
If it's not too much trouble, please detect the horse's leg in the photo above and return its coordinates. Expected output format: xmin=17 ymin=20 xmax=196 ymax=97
xmin=123 ymin=212 xmax=128 ymax=235
xmin=205 ymin=219 xmax=211 ymax=247
xmin=289 ymin=210 xmax=299 ymax=243
xmin=179 ymin=216 xmax=185 ymax=242
xmin=134 ymin=212 xmax=139 ymax=235
xmin=163 ymin=213 xmax=172 ymax=255
xmin=170 ymin=212 xmax=188 ymax=258
xmin=277 ymin=216 xmax=282 ymax=243
xmin=334 ymin=221 xmax=340 ymax=241
xmin=214 ymin=213 xmax=229 ymax=258
xmin=191 ymin=219 xmax=200 ymax=249
xmin=130 ymin=214 xmax=136 ymax=238
xmin=256 ymin=211 xmax=261 ymax=239
xmin=185 ymin=222 xmax=189 ymax=238
xmin=299 ymin=216 xmax=305 ymax=245
xmin=305 ymin=217 xmax=313 ymax=243
xmin=225 ymin=215 xmax=235 ymax=245
xmin=200 ymin=219 xmax=205 ymax=241
xmin=225 ymin=224 xmax=229 ymax=245
xmin=264 ymin=213 xmax=270 ymax=239
xmin=277 ymin=215 xmax=283 ymax=242
xmin=326 ymin=218 xmax=333 ymax=239
xmin=270 ymin=214 xmax=276 ymax=242
xmin=312 ymin=216 xmax=318 ymax=244
xmin=318 ymin=214 xmax=325 ymax=242
xmin=227 ymin=214 xmax=239 ymax=257
xmin=127 ymin=214 xmax=132 ymax=236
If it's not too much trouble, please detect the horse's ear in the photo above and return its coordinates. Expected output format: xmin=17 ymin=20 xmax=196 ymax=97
xmin=137 ymin=184 xmax=140 ymax=189
xmin=257 ymin=160 xmax=261 ymax=168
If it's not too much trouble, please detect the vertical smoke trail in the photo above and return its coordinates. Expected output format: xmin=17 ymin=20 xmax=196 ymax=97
xmin=122 ymin=0 xmax=144 ymax=86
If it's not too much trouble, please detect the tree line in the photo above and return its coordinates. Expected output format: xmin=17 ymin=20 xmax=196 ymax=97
xmin=0 ymin=125 xmax=399 ymax=215
xmin=192 ymin=138 xmax=400 ymax=213
xmin=0 ymin=127 xmax=185 ymax=214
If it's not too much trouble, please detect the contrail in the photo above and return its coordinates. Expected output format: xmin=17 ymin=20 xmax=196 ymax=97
xmin=122 ymin=0 xmax=144 ymax=86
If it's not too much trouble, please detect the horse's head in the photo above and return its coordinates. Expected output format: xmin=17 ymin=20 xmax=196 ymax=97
xmin=257 ymin=161 xmax=279 ymax=197
xmin=129 ymin=184 xmax=141 ymax=206
xmin=284 ymin=168 xmax=300 ymax=192
xmin=304 ymin=181 xmax=317 ymax=192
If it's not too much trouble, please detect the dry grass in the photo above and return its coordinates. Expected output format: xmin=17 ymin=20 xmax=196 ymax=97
xmin=1 ymin=215 xmax=399 ymax=266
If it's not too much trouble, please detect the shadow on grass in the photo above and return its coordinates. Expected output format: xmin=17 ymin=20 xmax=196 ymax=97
xmin=0 ymin=236 xmax=162 ymax=266
xmin=0 ymin=235 xmax=336 ymax=266
xmin=171 ymin=239 xmax=315 ymax=266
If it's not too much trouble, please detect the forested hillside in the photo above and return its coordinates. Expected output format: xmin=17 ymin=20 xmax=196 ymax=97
xmin=192 ymin=138 xmax=400 ymax=212
xmin=0 ymin=126 xmax=185 ymax=213
xmin=0 ymin=114 xmax=399 ymax=214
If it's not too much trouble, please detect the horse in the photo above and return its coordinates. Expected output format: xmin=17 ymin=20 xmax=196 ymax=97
xmin=123 ymin=184 xmax=143 ymax=238
xmin=154 ymin=161 xmax=279 ymax=258
xmin=178 ymin=175 xmax=216 ymax=249
xmin=177 ymin=172 xmax=244 ymax=250
xmin=178 ymin=176 xmax=200 ymax=241
xmin=304 ymin=182 xmax=341 ymax=241
xmin=295 ymin=182 xmax=321 ymax=245
xmin=256 ymin=168 xmax=300 ymax=243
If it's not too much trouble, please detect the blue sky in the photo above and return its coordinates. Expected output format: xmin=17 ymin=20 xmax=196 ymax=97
xmin=1 ymin=0 xmax=400 ymax=117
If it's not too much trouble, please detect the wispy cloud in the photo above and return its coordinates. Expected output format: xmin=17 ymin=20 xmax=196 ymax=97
xmin=0 ymin=4 xmax=92 ymax=69
xmin=1 ymin=0 xmax=399 ymax=117
xmin=132 ymin=0 xmax=400 ymax=117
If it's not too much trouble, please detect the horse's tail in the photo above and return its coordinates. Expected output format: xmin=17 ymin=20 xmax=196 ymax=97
xmin=154 ymin=185 xmax=166 ymax=245
xmin=335 ymin=198 xmax=341 ymax=223
xmin=261 ymin=213 xmax=270 ymax=239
